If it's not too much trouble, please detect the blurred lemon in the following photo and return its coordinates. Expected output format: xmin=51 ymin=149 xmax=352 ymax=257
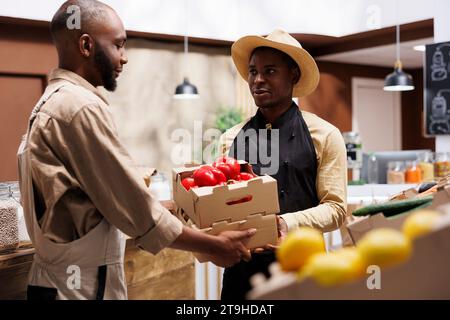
xmin=334 ymin=247 xmax=367 ymax=279
xmin=276 ymin=227 xmax=325 ymax=272
xmin=298 ymin=247 xmax=366 ymax=287
xmin=357 ymin=228 xmax=412 ymax=268
xmin=402 ymin=209 xmax=441 ymax=241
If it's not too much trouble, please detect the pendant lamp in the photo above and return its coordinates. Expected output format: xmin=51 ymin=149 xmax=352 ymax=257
xmin=174 ymin=1 xmax=199 ymax=99
xmin=174 ymin=35 xmax=199 ymax=99
xmin=383 ymin=2 xmax=414 ymax=92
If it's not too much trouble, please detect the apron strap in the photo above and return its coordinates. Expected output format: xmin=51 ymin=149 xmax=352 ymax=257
xmin=95 ymin=265 xmax=108 ymax=300
xmin=28 ymin=83 xmax=66 ymax=132
xmin=27 ymin=285 xmax=58 ymax=300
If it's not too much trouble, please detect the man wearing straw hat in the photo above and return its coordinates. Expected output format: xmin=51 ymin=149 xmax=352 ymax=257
xmin=219 ymin=29 xmax=347 ymax=299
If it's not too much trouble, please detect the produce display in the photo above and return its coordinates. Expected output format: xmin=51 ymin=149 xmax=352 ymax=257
xmin=192 ymin=166 xmax=226 ymax=187
xmin=180 ymin=156 xmax=257 ymax=190
xmin=276 ymin=227 xmax=325 ymax=272
xmin=356 ymin=228 xmax=412 ymax=268
xmin=274 ymin=207 xmax=446 ymax=289
xmin=401 ymin=209 xmax=442 ymax=241
xmin=351 ymin=196 xmax=433 ymax=217
xmin=297 ymin=247 xmax=365 ymax=287
xmin=172 ymin=157 xmax=280 ymax=256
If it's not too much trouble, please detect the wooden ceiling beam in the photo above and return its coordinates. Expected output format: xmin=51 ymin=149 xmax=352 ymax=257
xmin=304 ymin=19 xmax=434 ymax=57
xmin=0 ymin=16 xmax=434 ymax=54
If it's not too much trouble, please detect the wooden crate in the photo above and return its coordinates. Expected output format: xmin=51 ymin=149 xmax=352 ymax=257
xmin=123 ymin=200 xmax=195 ymax=300
xmin=124 ymin=241 xmax=195 ymax=300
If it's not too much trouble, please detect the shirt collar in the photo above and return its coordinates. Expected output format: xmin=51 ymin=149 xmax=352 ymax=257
xmin=254 ymin=101 xmax=299 ymax=130
xmin=48 ymin=68 xmax=109 ymax=105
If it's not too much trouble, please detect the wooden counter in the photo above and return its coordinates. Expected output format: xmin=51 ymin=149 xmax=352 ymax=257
xmin=0 ymin=244 xmax=34 ymax=300
xmin=0 ymin=201 xmax=195 ymax=300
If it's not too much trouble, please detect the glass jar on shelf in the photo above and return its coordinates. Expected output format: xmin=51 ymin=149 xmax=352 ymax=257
xmin=0 ymin=181 xmax=21 ymax=253
xmin=418 ymin=151 xmax=435 ymax=182
xmin=405 ymin=160 xmax=422 ymax=184
xmin=342 ymin=132 xmax=363 ymax=182
xmin=434 ymin=152 xmax=450 ymax=178
xmin=387 ymin=161 xmax=405 ymax=184
xmin=150 ymin=173 xmax=172 ymax=201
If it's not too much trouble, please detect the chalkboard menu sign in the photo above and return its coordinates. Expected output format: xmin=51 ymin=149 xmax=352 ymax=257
xmin=425 ymin=41 xmax=450 ymax=136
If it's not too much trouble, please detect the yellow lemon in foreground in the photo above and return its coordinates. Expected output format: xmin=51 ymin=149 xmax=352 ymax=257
xmin=334 ymin=247 xmax=367 ymax=279
xmin=298 ymin=248 xmax=366 ymax=287
xmin=276 ymin=227 xmax=325 ymax=272
xmin=357 ymin=228 xmax=412 ymax=268
xmin=402 ymin=209 xmax=441 ymax=241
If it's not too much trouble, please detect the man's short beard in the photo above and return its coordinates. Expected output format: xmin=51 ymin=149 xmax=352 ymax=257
xmin=94 ymin=44 xmax=117 ymax=92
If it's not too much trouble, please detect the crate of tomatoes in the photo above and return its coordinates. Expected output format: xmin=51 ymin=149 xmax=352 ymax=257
xmin=172 ymin=157 xmax=279 ymax=252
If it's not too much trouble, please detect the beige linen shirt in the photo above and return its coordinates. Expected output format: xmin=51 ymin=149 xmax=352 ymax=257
xmin=219 ymin=109 xmax=347 ymax=233
xmin=27 ymin=68 xmax=183 ymax=254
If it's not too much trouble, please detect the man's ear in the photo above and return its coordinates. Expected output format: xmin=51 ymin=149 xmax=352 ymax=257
xmin=79 ymin=34 xmax=94 ymax=58
xmin=292 ymin=67 xmax=301 ymax=85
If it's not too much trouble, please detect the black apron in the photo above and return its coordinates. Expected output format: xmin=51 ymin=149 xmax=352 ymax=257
xmin=222 ymin=103 xmax=319 ymax=300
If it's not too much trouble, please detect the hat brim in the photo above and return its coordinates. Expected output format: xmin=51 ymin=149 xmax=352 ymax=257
xmin=231 ymin=35 xmax=320 ymax=97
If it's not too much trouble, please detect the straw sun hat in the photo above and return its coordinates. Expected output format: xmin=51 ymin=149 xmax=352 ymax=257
xmin=231 ymin=28 xmax=320 ymax=97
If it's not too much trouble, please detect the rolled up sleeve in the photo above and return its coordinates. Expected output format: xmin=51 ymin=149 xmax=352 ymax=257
xmin=63 ymin=104 xmax=182 ymax=254
xmin=134 ymin=200 xmax=183 ymax=254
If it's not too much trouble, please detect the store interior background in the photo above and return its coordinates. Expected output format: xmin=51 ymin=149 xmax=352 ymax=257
xmin=1 ymin=0 xmax=450 ymax=299
xmin=2 ymin=0 xmax=447 ymax=181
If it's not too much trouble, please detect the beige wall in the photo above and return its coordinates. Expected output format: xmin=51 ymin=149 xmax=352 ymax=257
xmin=104 ymin=39 xmax=240 ymax=177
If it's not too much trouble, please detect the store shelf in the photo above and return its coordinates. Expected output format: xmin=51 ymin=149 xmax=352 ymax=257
xmin=348 ymin=184 xmax=417 ymax=204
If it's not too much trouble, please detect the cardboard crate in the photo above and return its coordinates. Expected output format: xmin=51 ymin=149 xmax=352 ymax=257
xmin=186 ymin=212 xmax=278 ymax=263
xmin=428 ymin=185 xmax=450 ymax=210
xmin=346 ymin=212 xmax=410 ymax=244
xmin=248 ymin=222 xmax=450 ymax=300
xmin=172 ymin=162 xmax=280 ymax=229
xmin=346 ymin=186 xmax=450 ymax=244
xmin=175 ymin=209 xmax=278 ymax=263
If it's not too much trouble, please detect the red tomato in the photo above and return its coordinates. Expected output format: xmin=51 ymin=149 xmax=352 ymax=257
xmin=209 ymin=166 xmax=227 ymax=184
xmin=238 ymin=172 xmax=255 ymax=181
xmin=193 ymin=166 xmax=219 ymax=187
xmin=226 ymin=195 xmax=253 ymax=205
xmin=181 ymin=177 xmax=197 ymax=191
xmin=213 ymin=163 xmax=236 ymax=180
xmin=213 ymin=156 xmax=241 ymax=180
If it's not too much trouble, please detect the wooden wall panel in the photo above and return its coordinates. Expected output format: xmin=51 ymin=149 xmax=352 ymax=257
xmin=0 ymin=75 xmax=45 ymax=181
xmin=0 ymin=21 xmax=57 ymax=181
xmin=0 ymin=23 xmax=57 ymax=75
xmin=301 ymin=61 xmax=434 ymax=151
xmin=301 ymin=61 xmax=394 ymax=132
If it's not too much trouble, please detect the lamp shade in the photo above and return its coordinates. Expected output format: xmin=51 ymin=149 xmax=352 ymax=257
xmin=383 ymin=66 xmax=415 ymax=91
xmin=174 ymin=77 xmax=199 ymax=99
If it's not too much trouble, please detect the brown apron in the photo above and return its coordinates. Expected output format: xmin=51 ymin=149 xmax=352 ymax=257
xmin=17 ymin=83 xmax=127 ymax=300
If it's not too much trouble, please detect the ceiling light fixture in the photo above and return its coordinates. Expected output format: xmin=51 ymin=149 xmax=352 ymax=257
xmin=174 ymin=0 xmax=199 ymax=100
xmin=384 ymin=0 xmax=414 ymax=92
